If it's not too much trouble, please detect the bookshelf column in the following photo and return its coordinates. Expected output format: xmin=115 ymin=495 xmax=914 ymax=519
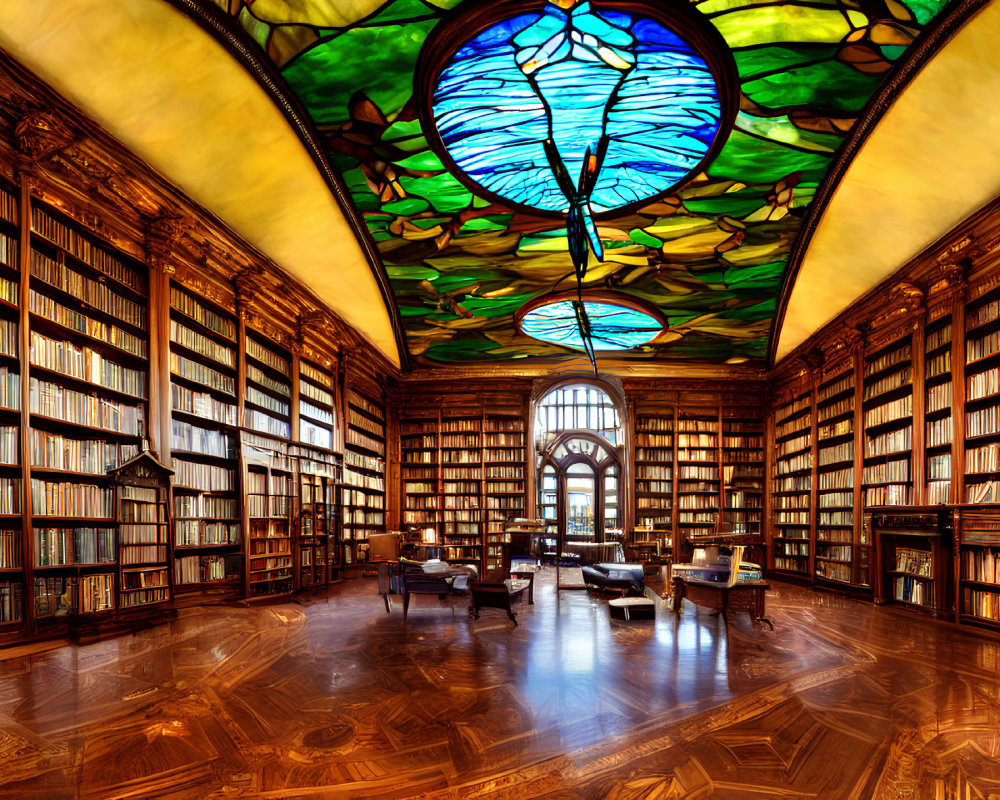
xmin=16 ymin=160 xmax=33 ymax=632
xmin=145 ymin=215 xmax=184 ymax=463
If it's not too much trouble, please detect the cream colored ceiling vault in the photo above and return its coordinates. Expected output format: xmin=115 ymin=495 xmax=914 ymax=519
xmin=0 ymin=0 xmax=399 ymax=365
xmin=775 ymin=1 xmax=1000 ymax=365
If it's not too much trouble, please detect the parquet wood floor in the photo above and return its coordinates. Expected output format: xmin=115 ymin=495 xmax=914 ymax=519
xmin=0 ymin=571 xmax=998 ymax=799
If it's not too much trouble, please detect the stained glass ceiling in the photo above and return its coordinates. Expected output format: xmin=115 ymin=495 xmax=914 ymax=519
xmin=240 ymin=0 xmax=958 ymax=368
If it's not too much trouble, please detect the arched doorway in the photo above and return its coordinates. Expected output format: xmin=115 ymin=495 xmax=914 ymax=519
xmin=533 ymin=383 xmax=625 ymax=580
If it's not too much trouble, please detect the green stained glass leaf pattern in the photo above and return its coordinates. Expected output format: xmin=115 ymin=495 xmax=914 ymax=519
xmin=246 ymin=0 xmax=955 ymax=366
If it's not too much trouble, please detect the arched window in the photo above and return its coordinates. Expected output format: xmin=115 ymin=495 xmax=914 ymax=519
xmin=534 ymin=383 xmax=622 ymax=449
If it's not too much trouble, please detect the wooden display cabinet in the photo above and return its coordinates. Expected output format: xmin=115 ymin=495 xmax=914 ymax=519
xmin=870 ymin=505 xmax=953 ymax=618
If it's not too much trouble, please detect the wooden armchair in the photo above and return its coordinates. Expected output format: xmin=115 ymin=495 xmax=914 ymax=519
xmin=468 ymin=537 xmax=537 ymax=625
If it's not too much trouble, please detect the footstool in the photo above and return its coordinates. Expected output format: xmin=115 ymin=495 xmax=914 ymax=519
xmin=609 ymin=596 xmax=656 ymax=621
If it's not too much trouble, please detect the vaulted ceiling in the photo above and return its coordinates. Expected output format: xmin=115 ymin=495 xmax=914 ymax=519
xmin=1 ymin=0 xmax=998 ymax=373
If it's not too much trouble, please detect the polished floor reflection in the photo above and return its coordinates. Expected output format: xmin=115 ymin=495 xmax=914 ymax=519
xmin=0 ymin=571 xmax=999 ymax=798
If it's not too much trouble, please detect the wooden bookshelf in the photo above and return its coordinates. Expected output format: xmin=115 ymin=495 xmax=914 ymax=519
xmin=675 ymin=408 xmax=720 ymax=545
xmin=244 ymin=329 xmax=292 ymax=440
xmin=955 ymin=506 xmax=1000 ymax=631
xmin=401 ymin=414 xmax=441 ymax=533
xmin=298 ymin=358 xmax=337 ymax=452
xmin=963 ymin=285 xmax=1000 ymax=503
xmin=241 ymin=431 xmax=294 ymax=597
xmin=771 ymin=391 xmax=813 ymax=577
xmin=169 ymin=283 xmax=241 ymax=596
xmin=861 ymin=332 xmax=915 ymax=509
xmin=814 ymin=362 xmax=857 ymax=585
xmin=343 ymin=387 xmax=386 ymax=565
xmin=924 ymin=315 xmax=953 ymax=504
xmin=722 ymin=409 xmax=764 ymax=539
xmin=633 ymin=409 xmax=674 ymax=534
xmin=870 ymin=505 xmax=952 ymax=618
xmin=483 ymin=412 xmax=527 ymax=556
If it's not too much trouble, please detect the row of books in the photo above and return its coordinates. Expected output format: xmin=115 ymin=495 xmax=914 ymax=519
xmin=170 ymin=352 xmax=234 ymax=395
xmin=171 ymin=420 xmax=232 ymax=460
xmin=346 ymin=389 xmax=383 ymax=422
xmin=864 ymin=394 xmax=912 ymax=428
xmin=0 ymin=190 xmax=15 ymax=226
xmin=962 ymin=547 xmax=1000 ymax=585
xmin=863 ymin=458 xmax=909 ymax=484
xmin=963 ymin=588 xmax=1000 ymax=621
xmin=926 ymin=351 xmax=950 ymax=379
xmin=774 ymin=475 xmax=810 ymax=492
xmin=819 ymin=491 xmax=852 ymax=507
xmin=774 ymin=493 xmax=809 ymax=509
xmin=30 ymin=429 xmax=138 ymax=475
xmin=927 ymin=416 xmax=953 ymax=447
xmin=818 ymin=396 xmax=852 ymax=423
xmin=636 ymin=417 xmax=672 ymax=432
xmin=818 ymin=418 xmax=852 ymax=440
xmin=174 ymin=493 xmax=237 ymax=519
xmin=968 ymin=366 xmax=1000 ymax=402
xmin=635 ymin=434 xmax=672 ymax=448
xmin=725 ymin=491 xmax=761 ymax=508
xmin=34 ymin=527 xmax=115 ymax=565
xmin=864 ymin=365 xmax=911 ymax=400
xmin=926 ymin=322 xmax=951 ymax=353
xmin=486 ymin=465 xmax=524 ymax=479
xmin=246 ymin=409 xmax=290 ymax=439
xmin=247 ymin=386 xmax=289 ymax=417
xmin=819 ymin=467 xmax=853 ymax=490
xmin=344 ymin=510 xmax=384 ymax=525
xmin=776 ymin=433 xmax=810 ymax=458
xmin=967 ymin=329 xmax=1000 ymax=364
xmin=0 ymin=276 xmax=16 ymax=307
xmin=635 ymin=497 xmax=670 ymax=509
xmin=30 ymin=250 xmax=145 ymax=330
xmin=31 ymin=479 xmax=112 ymax=518
xmin=175 ymin=521 xmax=241 ymax=547
xmin=776 ymin=453 xmax=811 ymax=475
xmin=299 ymin=380 xmax=335 ymax=412
xmin=635 ymin=447 xmax=672 ymax=462
xmin=894 ymin=575 xmax=931 ymax=606
xmin=818 ymin=510 xmax=852 ymax=525
xmin=928 ymin=452 xmax=951 ymax=480
xmin=300 ymin=360 xmax=334 ymax=390
xmin=637 ymin=480 xmax=672 ymax=495
xmin=776 ymin=412 xmax=810 ymax=440
xmin=170 ymin=287 xmax=236 ymax=341
xmin=300 ymin=400 xmax=333 ymax=426
xmin=676 ymin=433 xmax=715 ymax=448
xmin=170 ymin=320 xmax=234 ymax=369
xmin=776 ymin=395 xmax=811 ymax=422
xmin=0 ymin=529 xmax=18 ymax=568
xmin=866 ymin=425 xmax=912 ymax=457
xmin=676 ymin=419 xmax=718 ymax=433
xmin=817 ymin=528 xmax=853 ymax=543
xmin=347 ymin=428 xmax=385 ymax=455
xmin=775 ymin=556 xmax=807 ymax=570
xmin=343 ymin=469 xmax=385 ymax=491
xmin=171 ymin=384 xmax=236 ymax=425
xmin=0 ymin=318 xmax=15 ymax=360
xmin=78 ymin=572 xmax=115 ymax=612
xmin=818 ymin=372 xmax=854 ymax=401
xmin=819 ymin=442 xmax=853 ymax=466
xmin=31 ymin=209 xmax=143 ymax=292
xmin=174 ymin=554 xmax=232 ymax=584
xmin=299 ymin=420 xmax=334 ymax=450
xmin=927 ymin=381 xmax=952 ymax=413
xmin=119 ymin=524 xmax=166 ymax=546
xmin=927 ymin=480 xmax=952 ymax=504
xmin=30 ymin=289 xmax=146 ymax=358
xmin=247 ymin=364 xmax=289 ymax=398
xmin=966 ymin=406 xmax=1000 ymax=438
xmin=865 ymin=485 xmax=912 ymax=505
xmin=246 ymin=336 xmax=289 ymax=376
xmin=776 ymin=510 xmax=809 ymax=524
xmin=816 ymin=561 xmax=852 ymax=582
xmin=816 ymin=544 xmax=852 ymax=561
xmin=30 ymin=331 xmax=147 ymax=398
xmin=677 ymin=494 xmax=720 ymax=510
xmin=865 ymin=342 xmax=911 ymax=377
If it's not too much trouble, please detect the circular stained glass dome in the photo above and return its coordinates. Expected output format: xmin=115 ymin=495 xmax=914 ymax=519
xmin=518 ymin=296 xmax=663 ymax=351
xmin=419 ymin=0 xmax=733 ymax=217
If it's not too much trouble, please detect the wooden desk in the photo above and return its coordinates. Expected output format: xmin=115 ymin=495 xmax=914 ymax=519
xmin=672 ymin=576 xmax=773 ymax=630
xmin=469 ymin=578 xmax=531 ymax=625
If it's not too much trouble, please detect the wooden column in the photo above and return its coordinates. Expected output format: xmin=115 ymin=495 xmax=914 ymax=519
xmin=851 ymin=335 xmax=865 ymax=586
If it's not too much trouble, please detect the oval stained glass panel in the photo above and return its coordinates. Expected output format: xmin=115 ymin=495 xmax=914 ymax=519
xmin=519 ymin=299 xmax=662 ymax=350
xmin=430 ymin=1 xmax=724 ymax=215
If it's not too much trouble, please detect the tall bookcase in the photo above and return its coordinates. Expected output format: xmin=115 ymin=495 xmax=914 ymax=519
xmin=963 ymin=286 xmax=1000 ymax=503
xmin=814 ymin=362 xmax=858 ymax=585
xmin=771 ymin=392 xmax=812 ymax=576
xmin=924 ymin=314 xmax=953 ymax=504
xmin=675 ymin=407 xmax=720 ymax=542
xmin=245 ymin=330 xmax=292 ymax=440
xmin=440 ymin=411 xmax=484 ymax=565
xmin=0 ymin=181 xmax=20 ymax=629
xmin=169 ymin=284 xmax=241 ymax=595
xmin=483 ymin=412 xmax=526 ymax=557
xmin=343 ymin=387 xmax=386 ymax=565
xmin=861 ymin=332 xmax=914 ymax=508
xmin=633 ymin=408 xmax=673 ymax=535
xmin=241 ymin=431 xmax=294 ymax=597
xmin=28 ymin=199 xmax=149 ymax=628
xmin=956 ymin=507 xmax=1000 ymax=631
xmin=298 ymin=358 xmax=338 ymax=452
xmin=401 ymin=415 xmax=440 ymax=532
xmin=722 ymin=407 xmax=764 ymax=537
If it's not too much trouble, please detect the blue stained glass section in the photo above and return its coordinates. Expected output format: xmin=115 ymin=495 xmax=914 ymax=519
xmin=520 ymin=300 xmax=662 ymax=350
xmin=432 ymin=2 xmax=722 ymax=216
